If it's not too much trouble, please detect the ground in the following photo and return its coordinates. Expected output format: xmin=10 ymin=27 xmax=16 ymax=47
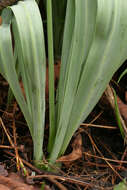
xmin=0 ymin=62 xmax=127 ymax=190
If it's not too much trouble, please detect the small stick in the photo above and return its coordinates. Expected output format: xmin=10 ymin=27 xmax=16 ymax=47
xmin=12 ymin=103 xmax=20 ymax=171
xmin=0 ymin=145 xmax=14 ymax=149
xmin=4 ymin=150 xmax=43 ymax=174
xmin=0 ymin=114 xmax=28 ymax=175
xmin=27 ymin=174 xmax=96 ymax=188
xmin=85 ymin=130 xmax=124 ymax=181
xmin=81 ymin=123 xmax=117 ymax=130
xmin=0 ymin=117 xmax=14 ymax=148
xmin=118 ymin=146 xmax=127 ymax=170
xmin=47 ymin=177 xmax=67 ymax=190
xmin=84 ymin=152 xmax=127 ymax=164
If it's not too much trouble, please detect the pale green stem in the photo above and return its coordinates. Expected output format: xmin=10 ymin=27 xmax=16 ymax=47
xmin=47 ymin=0 xmax=56 ymax=152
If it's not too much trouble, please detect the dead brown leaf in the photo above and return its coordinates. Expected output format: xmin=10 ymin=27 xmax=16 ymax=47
xmin=0 ymin=173 xmax=39 ymax=190
xmin=56 ymin=134 xmax=82 ymax=164
xmin=0 ymin=165 xmax=8 ymax=177
xmin=0 ymin=184 xmax=10 ymax=190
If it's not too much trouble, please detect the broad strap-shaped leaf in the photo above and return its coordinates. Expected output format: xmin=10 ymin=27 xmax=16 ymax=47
xmin=0 ymin=9 xmax=32 ymax=129
xmin=61 ymin=0 xmax=127 ymax=154
xmin=0 ymin=0 xmax=46 ymax=161
xmin=55 ymin=0 xmax=75 ymax=127
xmin=11 ymin=0 xmax=46 ymax=161
xmin=50 ymin=0 xmax=127 ymax=163
xmin=50 ymin=0 xmax=97 ymax=162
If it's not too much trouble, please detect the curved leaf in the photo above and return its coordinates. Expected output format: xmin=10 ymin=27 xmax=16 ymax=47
xmin=0 ymin=0 xmax=46 ymax=161
xmin=50 ymin=0 xmax=127 ymax=163
xmin=50 ymin=0 xmax=97 ymax=162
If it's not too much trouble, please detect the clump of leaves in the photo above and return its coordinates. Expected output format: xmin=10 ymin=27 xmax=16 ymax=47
xmin=0 ymin=0 xmax=127 ymax=167
xmin=0 ymin=0 xmax=46 ymax=162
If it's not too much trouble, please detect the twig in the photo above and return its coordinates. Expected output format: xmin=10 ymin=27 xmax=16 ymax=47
xmin=0 ymin=117 xmax=14 ymax=148
xmin=84 ymin=152 xmax=127 ymax=164
xmin=81 ymin=123 xmax=117 ymax=130
xmin=12 ymin=103 xmax=20 ymax=171
xmin=27 ymin=174 xmax=99 ymax=188
xmin=0 ymin=113 xmax=28 ymax=175
xmin=48 ymin=177 xmax=67 ymax=190
xmin=85 ymin=130 xmax=124 ymax=181
xmin=0 ymin=145 xmax=14 ymax=149
xmin=4 ymin=150 xmax=43 ymax=174
xmin=118 ymin=146 xmax=127 ymax=170
xmin=96 ymin=137 xmax=118 ymax=160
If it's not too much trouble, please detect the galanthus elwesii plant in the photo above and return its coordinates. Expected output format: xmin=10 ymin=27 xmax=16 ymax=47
xmin=0 ymin=0 xmax=127 ymax=167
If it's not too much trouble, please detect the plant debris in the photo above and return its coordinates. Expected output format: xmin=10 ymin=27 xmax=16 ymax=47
xmin=0 ymin=65 xmax=127 ymax=189
xmin=56 ymin=134 xmax=82 ymax=165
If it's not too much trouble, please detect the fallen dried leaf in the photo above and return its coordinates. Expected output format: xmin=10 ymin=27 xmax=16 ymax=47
xmin=0 ymin=165 xmax=8 ymax=177
xmin=0 ymin=173 xmax=39 ymax=190
xmin=56 ymin=134 xmax=82 ymax=164
xmin=0 ymin=184 xmax=10 ymax=190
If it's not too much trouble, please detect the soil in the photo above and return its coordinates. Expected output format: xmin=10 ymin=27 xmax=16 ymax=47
xmin=0 ymin=61 xmax=127 ymax=190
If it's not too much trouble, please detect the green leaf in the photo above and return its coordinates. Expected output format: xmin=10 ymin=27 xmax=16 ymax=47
xmin=0 ymin=0 xmax=46 ymax=162
xmin=7 ymin=48 xmax=20 ymax=107
xmin=118 ymin=68 xmax=127 ymax=83
xmin=0 ymin=9 xmax=31 ymax=127
xmin=61 ymin=0 xmax=127 ymax=155
xmin=49 ymin=0 xmax=127 ymax=163
xmin=113 ymin=89 xmax=125 ymax=138
xmin=50 ymin=0 xmax=97 ymax=162
xmin=11 ymin=0 xmax=46 ymax=161
xmin=47 ymin=0 xmax=56 ymax=152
